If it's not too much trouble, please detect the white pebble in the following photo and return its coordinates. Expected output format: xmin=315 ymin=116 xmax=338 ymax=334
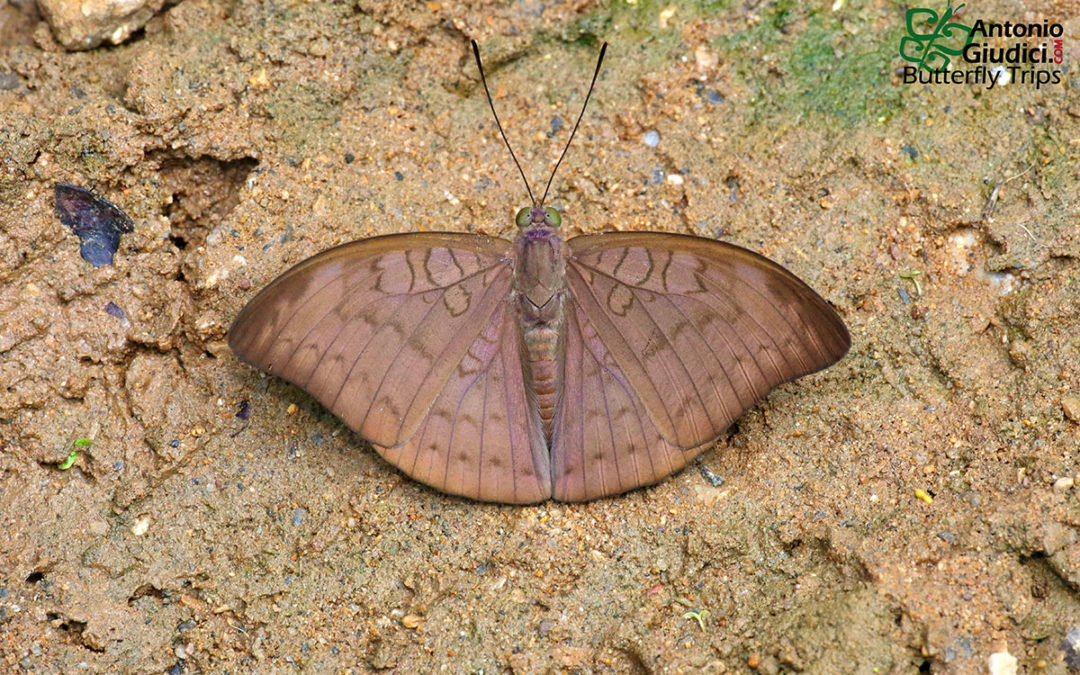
xmin=643 ymin=130 xmax=660 ymax=147
xmin=988 ymin=649 xmax=1017 ymax=675
xmin=131 ymin=516 xmax=150 ymax=536
xmin=980 ymin=270 xmax=1017 ymax=296
xmin=666 ymin=174 xmax=684 ymax=185
xmin=945 ymin=230 xmax=978 ymax=275
xmin=1054 ymin=476 xmax=1075 ymax=492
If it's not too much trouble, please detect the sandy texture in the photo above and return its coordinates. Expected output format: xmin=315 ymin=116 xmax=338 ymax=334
xmin=1 ymin=0 xmax=1078 ymax=672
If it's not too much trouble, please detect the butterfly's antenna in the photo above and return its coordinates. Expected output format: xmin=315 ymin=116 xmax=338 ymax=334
xmin=539 ymin=41 xmax=607 ymax=207
xmin=472 ymin=40 xmax=536 ymax=207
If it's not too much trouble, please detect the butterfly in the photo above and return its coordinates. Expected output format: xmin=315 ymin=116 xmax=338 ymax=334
xmin=228 ymin=42 xmax=850 ymax=503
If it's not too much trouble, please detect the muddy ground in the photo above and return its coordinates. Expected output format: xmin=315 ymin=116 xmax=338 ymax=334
xmin=1 ymin=0 xmax=1079 ymax=672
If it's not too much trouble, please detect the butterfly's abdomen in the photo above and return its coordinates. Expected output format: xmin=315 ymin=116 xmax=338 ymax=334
xmin=522 ymin=317 xmax=563 ymax=439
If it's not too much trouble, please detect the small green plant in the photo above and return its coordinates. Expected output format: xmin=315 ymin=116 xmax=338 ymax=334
xmin=59 ymin=439 xmax=92 ymax=470
xmin=683 ymin=608 xmax=711 ymax=631
xmin=900 ymin=270 xmax=923 ymax=296
xmin=58 ymin=450 xmax=78 ymax=470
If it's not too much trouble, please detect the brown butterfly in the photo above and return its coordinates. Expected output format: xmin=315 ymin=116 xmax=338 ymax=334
xmin=228 ymin=42 xmax=850 ymax=503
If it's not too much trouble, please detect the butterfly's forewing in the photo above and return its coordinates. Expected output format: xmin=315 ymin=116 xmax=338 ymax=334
xmin=552 ymin=233 xmax=850 ymax=501
xmin=229 ymin=233 xmax=549 ymax=501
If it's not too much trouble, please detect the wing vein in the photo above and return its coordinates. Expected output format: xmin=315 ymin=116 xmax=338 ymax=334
xmin=385 ymin=266 xmax=511 ymax=441
xmin=565 ymin=264 xmax=676 ymax=433
xmin=656 ymin=293 xmax=737 ymax=425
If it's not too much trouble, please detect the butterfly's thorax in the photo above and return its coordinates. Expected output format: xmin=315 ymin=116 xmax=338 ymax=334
xmin=513 ymin=222 xmax=569 ymax=440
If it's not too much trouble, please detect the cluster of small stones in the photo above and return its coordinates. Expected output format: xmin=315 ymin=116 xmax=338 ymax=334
xmin=37 ymin=0 xmax=165 ymax=50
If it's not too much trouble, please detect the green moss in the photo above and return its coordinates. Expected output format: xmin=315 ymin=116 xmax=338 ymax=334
xmin=716 ymin=3 xmax=906 ymax=126
xmin=559 ymin=0 xmax=738 ymax=67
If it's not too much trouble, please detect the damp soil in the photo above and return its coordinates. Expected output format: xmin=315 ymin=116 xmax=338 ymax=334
xmin=2 ymin=0 xmax=1079 ymax=672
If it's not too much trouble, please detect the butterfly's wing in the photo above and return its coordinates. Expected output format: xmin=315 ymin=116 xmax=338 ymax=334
xmin=552 ymin=303 xmax=694 ymax=501
xmin=376 ymin=298 xmax=550 ymax=503
xmin=552 ymin=233 xmax=850 ymax=501
xmin=228 ymin=233 xmax=550 ymax=503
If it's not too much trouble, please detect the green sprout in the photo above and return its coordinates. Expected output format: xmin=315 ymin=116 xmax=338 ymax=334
xmin=683 ymin=608 xmax=711 ymax=632
xmin=58 ymin=450 xmax=78 ymax=470
xmin=59 ymin=439 xmax=92 ymax=470
xmin=899 ymin=270 xmax=923 ymax=296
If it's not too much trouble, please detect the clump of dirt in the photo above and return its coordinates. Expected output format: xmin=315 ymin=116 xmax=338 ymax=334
xmin=1 ymin=0 xmax=1078 ymax=672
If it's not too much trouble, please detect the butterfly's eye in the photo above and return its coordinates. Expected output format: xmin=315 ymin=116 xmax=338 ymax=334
xmin=515 ymin=207 xmax=531 ymax=227
xmin=544 ymin=207 xmax=562 ymax=227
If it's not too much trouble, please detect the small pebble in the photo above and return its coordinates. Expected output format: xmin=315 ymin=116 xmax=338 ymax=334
xmin=54 ymin=184 xmax=134 ymax=268
xmin=1053 ymin=477 xmax=1074 ymax=492
xmin=642 ymin=130 xmax=660 ymax=147
xmin=0 ymin=72 xmax=20 ymax=90
xmin=914 ymin=489 xmax=933 ymax=504
xmin=987 ymin=648 xmax=1017 ymax=675
xmin=103 ymin=302 xmax=126 ymax=319
xmin=401 ymin=614 xmax=422 ymax=629
xmin=694 ymin=45 xmax=718 ymax=71
xmin=88 ymin=520 xmax=108 ymax=536
xmin=292 ymin=508 xmax=307 ymax=526
xmin=1061 ymin=396 xmax=1080 ymax=424
xmin=131 ymin=517 xmax=150 ymax=536
xmin=1062 ymin=627 xmax=1080 ymax=668
xmin=698 ymin=465 xmax=725 ymax=487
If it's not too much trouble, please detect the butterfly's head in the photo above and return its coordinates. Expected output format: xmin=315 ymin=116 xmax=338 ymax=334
xmin=515 ymin=205 xmax=561 ymax=231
